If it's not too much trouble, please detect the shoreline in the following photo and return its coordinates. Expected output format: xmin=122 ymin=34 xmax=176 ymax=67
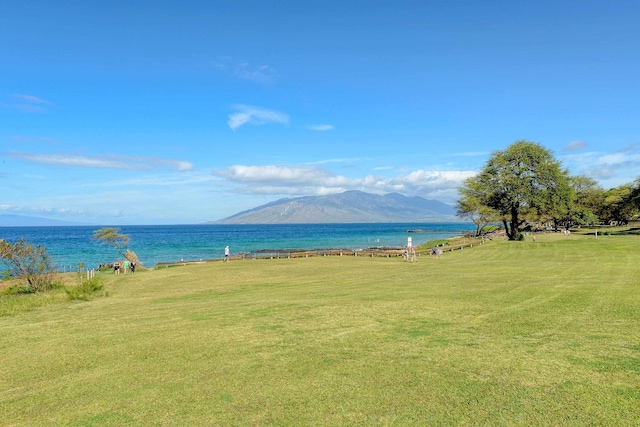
xmin=2 ymin=223 xmax=476 ymax=271
xmin=156 ymin=234 xmax=480 ymax=267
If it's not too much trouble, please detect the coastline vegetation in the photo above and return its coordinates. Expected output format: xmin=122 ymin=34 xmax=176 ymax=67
xmin=1 ymin=230 xmax=638 ymax=425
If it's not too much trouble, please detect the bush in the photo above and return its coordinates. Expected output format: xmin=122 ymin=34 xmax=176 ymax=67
xmin=65 ymin=276 xmax=107 ymax=301
xmin=1 ymin=280 xmax=63 ymax=296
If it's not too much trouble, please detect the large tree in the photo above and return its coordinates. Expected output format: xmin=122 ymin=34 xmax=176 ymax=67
xmin=459 ymin=140 xmax=571 ymax=240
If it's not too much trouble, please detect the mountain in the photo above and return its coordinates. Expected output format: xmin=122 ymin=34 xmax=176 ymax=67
xmin=213 ymin=191 xmax=458 ymax=224
xmin=0 ymin=214 xmax=85 ymax=227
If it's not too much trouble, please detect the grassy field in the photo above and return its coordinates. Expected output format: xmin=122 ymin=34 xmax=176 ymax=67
xmin=1 ymin=233 xmax=639 ymax=425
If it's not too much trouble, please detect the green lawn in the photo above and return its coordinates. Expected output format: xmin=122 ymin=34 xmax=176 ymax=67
xmin=1 ymin=233 xmax=639 ymax=425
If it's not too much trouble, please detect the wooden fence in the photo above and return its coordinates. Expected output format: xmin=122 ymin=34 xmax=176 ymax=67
xmin=155 ymin=239 xmax=484 ymax=267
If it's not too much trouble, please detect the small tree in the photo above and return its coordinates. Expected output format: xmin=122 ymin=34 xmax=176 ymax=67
xmin=124 ymin=248 xmax=143 ymax=269
xmin=92 ymin=228 xmax=142 ymax=267
xmin=93 ymin=228 xmax=131 ymax=260
xmin=0 ymin=238 xmax=58 ymax=292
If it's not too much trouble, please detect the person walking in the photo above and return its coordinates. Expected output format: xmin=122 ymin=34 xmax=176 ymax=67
xmin=224 ymin=245 xmax=230 ymax=262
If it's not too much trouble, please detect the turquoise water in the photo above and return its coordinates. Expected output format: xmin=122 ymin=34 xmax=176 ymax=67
xmin=0 ymin=223 xmax=474 ymax=270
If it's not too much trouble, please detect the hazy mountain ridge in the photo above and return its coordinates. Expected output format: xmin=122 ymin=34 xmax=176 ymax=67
xmin=0 ymin=214 xmax=86 ymax=227
xmin=214 ymin=191 xmax=458 ymax=224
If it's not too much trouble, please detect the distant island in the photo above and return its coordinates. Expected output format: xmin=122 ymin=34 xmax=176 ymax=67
xmin=0 ymin=214 xmax=86 ymax=227
xmin=212 ymin=190 xmax=459 ymax=224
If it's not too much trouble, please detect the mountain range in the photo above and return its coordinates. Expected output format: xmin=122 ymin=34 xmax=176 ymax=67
xmin=213 ymin=191 xmax=458 ymax=224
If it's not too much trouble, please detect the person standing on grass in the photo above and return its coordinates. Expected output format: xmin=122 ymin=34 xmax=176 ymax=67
xmin=224 ymin=245 xmax=230 ymax=262
xmin=123 ymin=258 xmax=130 ymax=274
xmin=114 ymin=260 xmax=121 ymax=275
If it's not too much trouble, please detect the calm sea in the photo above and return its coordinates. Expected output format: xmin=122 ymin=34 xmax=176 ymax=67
xmin=0 ymin=223 xmax=474 ymax=270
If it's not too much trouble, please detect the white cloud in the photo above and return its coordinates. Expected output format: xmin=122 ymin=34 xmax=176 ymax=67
xmin=1 ymin=152 xmax=194 ymax=171
xmin=561 ymin=143 xmax=640 ymax=187
xmin=227 ymin=105 xmax=289 ymax=131
xmin=215 ymin=165 xmax=476 ymax=203
xmin=217 ymin=165 xmax=333 ymax=186
xmin=307 ymin=124 xmax=335 ymax=131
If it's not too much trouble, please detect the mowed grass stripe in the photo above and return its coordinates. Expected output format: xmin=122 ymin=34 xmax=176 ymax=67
xmin=1 ymin=233 xmax=638 ymax=425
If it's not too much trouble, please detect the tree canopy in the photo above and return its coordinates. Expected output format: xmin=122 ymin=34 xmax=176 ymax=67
xmin=458 ymin=140 xmax=571 ymax=240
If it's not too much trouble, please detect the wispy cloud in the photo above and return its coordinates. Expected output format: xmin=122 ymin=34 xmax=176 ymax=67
xmin=562 ymin=143 xmax=640 ymax=186
xmin=228 ymin=105 xmax=289 ymax=131
xmin=1 ymin=93 xmax=53 ymax=113
xmin=0 ymin=204 xmax=88 ymax=217
xmin=451 ymin=151 xmax=490 ymax=157
xmin=305 ymin=157 xmax=362 ymax=166
xmin=215 ymin=164 xmax=476 ymax=203
xmin=563 ymin=140 xmax=588 ymax=152
xmin=1 ymin=152 xmax=194 ymax=171
xmin=212 ymin=56 xmax=277 ymax=84
xmin=307 ymin=124 xmax=335 ymax=131
xmin=12 ymin=94 xmax=52 ymax=105
xmin=94 ymin=172 xmax=216 ymax=188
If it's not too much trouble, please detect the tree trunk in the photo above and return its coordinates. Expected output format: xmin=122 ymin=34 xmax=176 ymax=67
xmin=509 ymin=207 xmax=520 ymax=240
xmin=502 ymin=219 xmax=512 ymax=240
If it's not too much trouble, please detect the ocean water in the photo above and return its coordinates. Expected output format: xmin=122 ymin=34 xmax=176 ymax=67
xmin=0 ymin=223 xmax=474 ymax=270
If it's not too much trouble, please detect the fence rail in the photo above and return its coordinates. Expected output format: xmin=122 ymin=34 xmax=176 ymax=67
xmin=155 ymin=239 xmax=484 ymax=267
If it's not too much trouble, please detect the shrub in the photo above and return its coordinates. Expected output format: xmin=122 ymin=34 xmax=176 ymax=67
xmin=1 ymin=280 xmax=63 ymax=296
xmin=65 ymin=276 xmax=107 ymax=301
xmin=0 ymin=238 xmax=59 ymax=293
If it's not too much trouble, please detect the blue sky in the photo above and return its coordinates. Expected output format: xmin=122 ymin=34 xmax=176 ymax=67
xmin=1 ymin=0 xmax=639 ymax=225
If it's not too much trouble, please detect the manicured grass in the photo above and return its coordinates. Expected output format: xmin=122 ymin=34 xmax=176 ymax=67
xmin=1 ymin=233 xmax=639 ymax=425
